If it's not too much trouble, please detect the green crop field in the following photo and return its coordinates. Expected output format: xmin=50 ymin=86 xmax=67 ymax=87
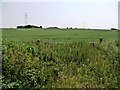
xmin=2 ymin=28 xmax=118 ymax=42
xmin=1 ymin=28 xmax=119 ymax=88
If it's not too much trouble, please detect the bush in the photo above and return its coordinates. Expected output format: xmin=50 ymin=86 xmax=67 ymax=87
xmin=40 ymin=26 xmax=42 ymax=28
xmin=111 ymin=28 xmax=117 ymax=30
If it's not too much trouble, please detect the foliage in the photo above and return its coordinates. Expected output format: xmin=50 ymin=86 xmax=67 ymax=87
xmin=2 ymin=39 xmax=118 ymax=88
xmin=46 ymin=27 xmax=59 ymax=29
xmin=17 ymin=25 xmax=41 ymax=29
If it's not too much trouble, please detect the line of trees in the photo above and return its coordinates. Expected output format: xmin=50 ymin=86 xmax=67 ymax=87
xmin=46 ymin=27 xmax=59 ymax=29
xmin=16 ymin=25 xmax=118 ymax=31
xmin=17 ymin=25 xmax=42 ymax=29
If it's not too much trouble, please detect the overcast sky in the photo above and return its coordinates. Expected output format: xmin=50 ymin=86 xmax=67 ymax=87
xmin=0 ymin=0 xmax=119 ymax=29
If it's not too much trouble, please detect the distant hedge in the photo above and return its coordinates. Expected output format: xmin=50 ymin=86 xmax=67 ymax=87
xmin=17 ymin=25 xmax=42 ymax=29
xmin=111 ymin=28 xmax=117 ymax=30
xmin=47 ymin=27 xmax=59 ymax=29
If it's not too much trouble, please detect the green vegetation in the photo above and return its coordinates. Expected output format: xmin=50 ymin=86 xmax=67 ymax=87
xmin=2 ymin=28 xmax=119 ymax=88
xmin=2 ymin=28 xmax=118 ymax=42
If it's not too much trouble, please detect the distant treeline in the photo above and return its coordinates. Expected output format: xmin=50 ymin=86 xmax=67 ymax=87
xmin=110 ymin=28 xmax=118 ymax=30
xmin=17 ymin=25 xmax=42 ymax=29
xmin=46 ymin=27 xmax=59 ymax=29
xmin=16 ymin=25 xmax=118 ymax=31
xmin=16 ymin=25 xmax=60 ymax=29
